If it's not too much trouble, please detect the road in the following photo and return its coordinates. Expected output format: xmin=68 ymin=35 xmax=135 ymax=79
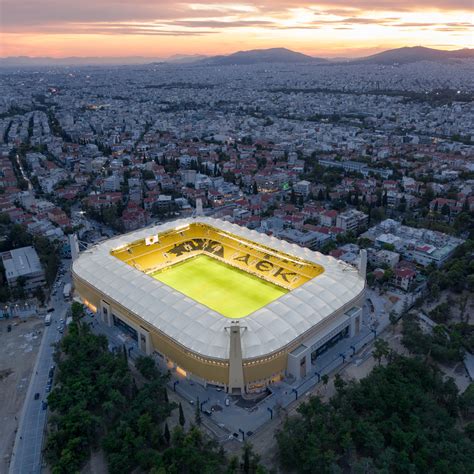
xmin=9 ymin=264 xmax=72 ymax=474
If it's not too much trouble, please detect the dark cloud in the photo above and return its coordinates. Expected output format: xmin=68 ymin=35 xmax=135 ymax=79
xmin=1 ymin=0 xmax=472 ymax=34
xmin=171 ymin=20 xmax=275 ymax=28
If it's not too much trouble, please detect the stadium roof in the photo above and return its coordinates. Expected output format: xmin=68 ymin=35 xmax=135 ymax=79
xmin=73 ymin=217 xmax=365 ymax=360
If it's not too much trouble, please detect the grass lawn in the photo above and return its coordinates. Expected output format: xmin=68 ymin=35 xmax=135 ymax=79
xmin=151 ymin=255 xmax=287 ymax=318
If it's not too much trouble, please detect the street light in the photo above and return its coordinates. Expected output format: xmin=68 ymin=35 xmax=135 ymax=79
xmin=339 ymin=353 xmax=346 ymax=363
xmin=314 ymin=372 xmax=321 ymax=383
xmin=239 ymin=428 xmax=245 ymax=441
xmin=173 ymin=380 xmax=179 ymax=392
xmin=350 ymin=345 xmax=356 ymax=356
xmin=291 ymin=388 xmax=298 ymax=401
xmin=371 ymin=328 xmax=377 ymax=338
xmin=200 ymin=399 xmax=208 ymax=412
xmin=267 ymin=407 xmax=273 ymax=420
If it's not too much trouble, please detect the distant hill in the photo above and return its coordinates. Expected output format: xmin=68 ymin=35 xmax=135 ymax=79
xmin=355 ymin=46 xmax=474 ymax=64
xmin=199 ymin=48 xmax=327 ymax=65
xmin=164 ymin=54 xmax=208 ymax=64
xmin=0 ymin=56 xmax=162 ymax=67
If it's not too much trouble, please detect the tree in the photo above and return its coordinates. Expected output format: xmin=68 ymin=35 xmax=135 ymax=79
xmin=276 ymin=357 xmax=474 ymax=474
xmin=136 ymin=355 xmax=158 ymax=380
xmin=178 ymin=402 xmax=185 ymax=428
xmin=241 ymin=443 xmax=263 ymax=474
xmin=164 ymin=422 xmax=171 ymax=445
xmin=373 ymin=338 xmax=390 ymax=365
xmin=195 ymin=397 xmax=202 ymax=426
xmin=290 ymin=188 xmax=296 ymax=204
xmin=71 ymin=302 xmax=85 ymax=321
xmin=334 ymin=373 xmax=345 ymax=393
xmin=441 ymin=203 xmax=450 ymax=216
xmin=33 ymin=286 xmax=45 ymax=305
xmin=389 ymin=311 xmax=398 ymax=331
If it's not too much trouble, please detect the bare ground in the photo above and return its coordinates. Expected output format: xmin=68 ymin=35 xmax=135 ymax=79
xmin=0 ymin=317 xmax=43 ymax=472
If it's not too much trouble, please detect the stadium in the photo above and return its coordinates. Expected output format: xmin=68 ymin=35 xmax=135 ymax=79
xmin=72 ymin=217 xmax=366 ymax=393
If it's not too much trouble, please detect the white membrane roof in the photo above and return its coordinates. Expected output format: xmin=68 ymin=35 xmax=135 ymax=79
xmin=73 ymin=217 xmax=365 ymax=359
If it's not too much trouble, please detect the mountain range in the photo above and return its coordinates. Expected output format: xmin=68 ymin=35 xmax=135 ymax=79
xmin=354 ymin=46 xmax=474 ymax=65
xmin=197 ymin=47 xmax=327 ymax=65
xmin=0 ymin=46 xmax=472 ymax=68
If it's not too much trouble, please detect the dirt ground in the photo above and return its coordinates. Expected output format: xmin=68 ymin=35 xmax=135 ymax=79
xmin=0 ymin=317 xmax=43 ymax=472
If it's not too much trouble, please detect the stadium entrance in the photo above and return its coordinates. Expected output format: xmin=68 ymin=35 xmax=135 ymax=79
xmin=311 ymin=326 xmax=349 ymax=363
xmin=112 ymin=314 xmax=138 ymax=341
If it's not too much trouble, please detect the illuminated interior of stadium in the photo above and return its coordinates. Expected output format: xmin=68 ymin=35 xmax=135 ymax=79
xmin=110 ymin=222 xmax=324 ymax=318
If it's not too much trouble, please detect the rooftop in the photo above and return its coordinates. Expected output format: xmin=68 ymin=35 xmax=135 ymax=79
xmin=1 ymin=246 xmax=43 ymax=280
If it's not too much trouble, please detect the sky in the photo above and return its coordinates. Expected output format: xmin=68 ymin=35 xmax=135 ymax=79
xmin=1 ymin=1 xmax=473 ymax=58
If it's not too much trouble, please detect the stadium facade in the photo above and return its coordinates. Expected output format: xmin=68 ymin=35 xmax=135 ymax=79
xmin=72 ymin=217 xmax=366 ymax=393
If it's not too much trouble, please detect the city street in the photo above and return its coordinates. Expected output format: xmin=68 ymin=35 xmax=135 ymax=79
xmin=8 ymin=265 xmax=72 ymax=474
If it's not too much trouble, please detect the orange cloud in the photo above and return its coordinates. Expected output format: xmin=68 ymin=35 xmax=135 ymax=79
xmin=0 ymin=1 xmax=472 ymax=57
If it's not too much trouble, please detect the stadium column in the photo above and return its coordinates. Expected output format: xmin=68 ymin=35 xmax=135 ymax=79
xmin=358 ymin=249 xmax=367 ymax=280
xmin=228 ymin=321 xmax=245 ymax=394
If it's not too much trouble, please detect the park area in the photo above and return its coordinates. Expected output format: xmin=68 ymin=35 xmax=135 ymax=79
xmin=152 ymin=255 xmax=287 ymax=318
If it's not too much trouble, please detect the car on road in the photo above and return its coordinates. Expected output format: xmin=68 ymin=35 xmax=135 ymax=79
xmin=225 ymin=398 xmax=230 ymax=407
xmin=34 ymin=392 xmax=40 ymax=400
xmin=189 ymin=400 xmax=194 ymax=405
xmin=42 ymin=401 xmax=48 ymax=410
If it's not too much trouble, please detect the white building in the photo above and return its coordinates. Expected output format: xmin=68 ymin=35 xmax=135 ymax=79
xmin=336 ymin=209 xmax=368 ymax=233
xmin=1 ymin=246 xmax=45 ymax=291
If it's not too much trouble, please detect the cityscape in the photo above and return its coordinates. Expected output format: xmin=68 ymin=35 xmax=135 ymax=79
xmin=0 ymin=1 xmax=473 ymax=473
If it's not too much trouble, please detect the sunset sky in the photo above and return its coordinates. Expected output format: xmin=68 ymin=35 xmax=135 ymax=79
xmin=1 ymin=1 xmax=473 ymax=58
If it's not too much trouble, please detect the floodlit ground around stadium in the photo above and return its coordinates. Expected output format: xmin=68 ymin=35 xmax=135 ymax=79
xmin=151 ymin=255 xmax=287 ymax=318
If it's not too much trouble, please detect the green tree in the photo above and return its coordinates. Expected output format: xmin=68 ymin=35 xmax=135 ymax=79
xmin=70 ymin=302 xmax=85 ymax=321
xmin=136 ymin=355 xmax=158 ymax=380
xmin=373 ymin=338 xmax=390 ymax=365
xmin=195 ymin=397 xmax=202 ymax=426
xmin=276 ymin=357 xmax=474 ymax=474
xmin=178 ymin=402 xmax=185 ymax=427
xmin=164 ymin=422 xmax=171 ymax=445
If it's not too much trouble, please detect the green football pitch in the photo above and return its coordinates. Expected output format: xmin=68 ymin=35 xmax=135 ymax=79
xmin=151 ymin=255 xmax=287 ymax=318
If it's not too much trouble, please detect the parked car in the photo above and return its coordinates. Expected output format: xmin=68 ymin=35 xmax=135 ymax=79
xmin=42 ymin=401 xmax=48 ymax=410
xmin=34 ymin=392 xmax=40 ymax=400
